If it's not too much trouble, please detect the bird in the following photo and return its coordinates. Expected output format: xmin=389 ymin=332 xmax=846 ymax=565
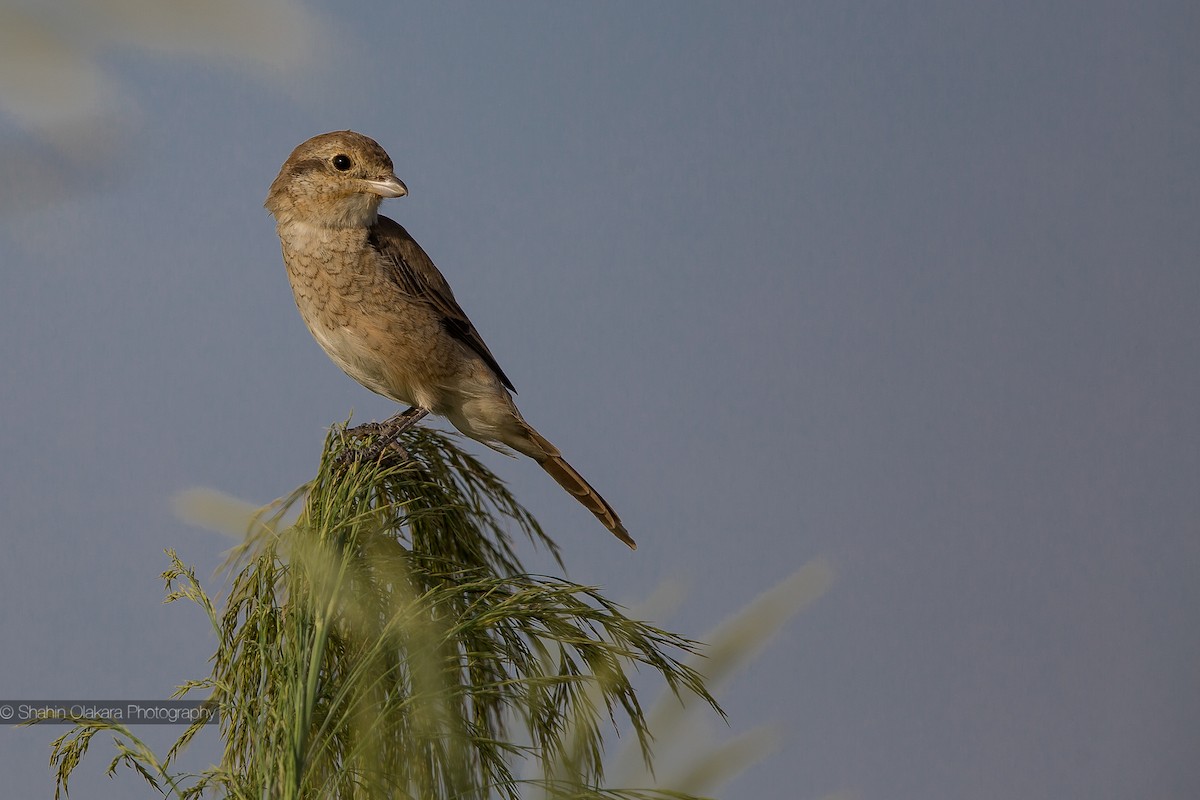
xmin=265 ymin=130 xmax=635 ymax=549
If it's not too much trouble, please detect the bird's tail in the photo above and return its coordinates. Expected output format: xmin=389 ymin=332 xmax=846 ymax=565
xmin=518 ymin=422 xmax=636 ymax=550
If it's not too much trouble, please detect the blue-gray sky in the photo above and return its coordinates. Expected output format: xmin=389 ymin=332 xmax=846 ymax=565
xmin=1 ymin=2 xmax=1197 ymax=798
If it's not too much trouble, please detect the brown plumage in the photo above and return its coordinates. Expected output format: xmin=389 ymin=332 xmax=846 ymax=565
xmin=265 ymin=130 xmax=635 ymax=549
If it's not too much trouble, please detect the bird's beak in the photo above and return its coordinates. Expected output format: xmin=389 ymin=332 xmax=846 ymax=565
xmin=361 ymin=175 xmax=408 ymax=198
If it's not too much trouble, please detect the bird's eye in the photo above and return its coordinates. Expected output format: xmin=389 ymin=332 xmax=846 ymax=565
xmin=332 ymin=154 xmax=352 ymax=171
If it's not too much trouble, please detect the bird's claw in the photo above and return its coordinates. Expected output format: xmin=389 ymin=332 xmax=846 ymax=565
xmin=332 ymin=408 xmax=429 ymax=467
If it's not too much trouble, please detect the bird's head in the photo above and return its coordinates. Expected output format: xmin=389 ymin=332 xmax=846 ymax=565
xmin=265 ymin=130 xmax=408 ymax=229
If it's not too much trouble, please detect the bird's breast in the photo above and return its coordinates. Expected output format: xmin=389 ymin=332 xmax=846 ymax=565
xmin=276 ymin=221 xmax=456 ymax=407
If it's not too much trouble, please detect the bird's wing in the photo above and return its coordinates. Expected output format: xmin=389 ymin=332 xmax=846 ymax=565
xmin=367 ymin=215 xmax=517 ymax=392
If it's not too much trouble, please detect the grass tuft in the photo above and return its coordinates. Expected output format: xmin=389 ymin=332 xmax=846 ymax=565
xmin=50 ymin=426 xmax=730 ymax=800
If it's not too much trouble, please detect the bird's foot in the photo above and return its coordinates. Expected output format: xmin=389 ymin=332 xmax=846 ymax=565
xmin=335 ymin=407 xmax=430 ymax=466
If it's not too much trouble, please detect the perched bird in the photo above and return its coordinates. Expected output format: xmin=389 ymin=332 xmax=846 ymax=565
xmin=265 ymin=131 xmax=635 ymax=549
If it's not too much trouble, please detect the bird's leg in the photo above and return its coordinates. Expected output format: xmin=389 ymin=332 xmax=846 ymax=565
xmin=381 ymin=406 xmax=431 ymax=433
xmin=371 ymin=406 xmax=430 ymax=462
xmin=339 ymin=407 xmax=430 ymax=464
